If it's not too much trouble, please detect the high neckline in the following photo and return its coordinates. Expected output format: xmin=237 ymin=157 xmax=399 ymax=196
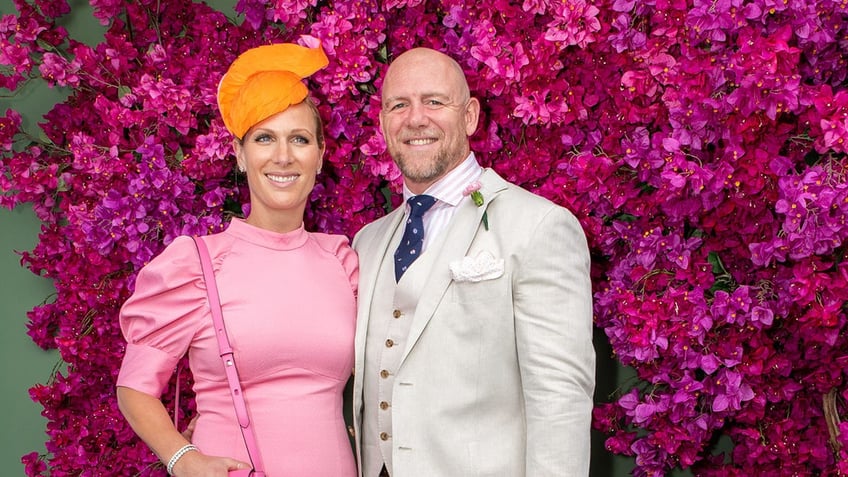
xmin=225 ymin=217 xmax=309 ymax=250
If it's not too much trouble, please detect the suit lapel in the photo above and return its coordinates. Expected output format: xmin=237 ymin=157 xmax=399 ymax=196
xmin=357 ymin=209 xmax=404 ymax=319
xmin=400 ymin=169 xmax=509 ymax=364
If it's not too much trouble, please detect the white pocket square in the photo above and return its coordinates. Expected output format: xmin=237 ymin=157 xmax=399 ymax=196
xmin=449 ymin=251 xmax=504 ymax=282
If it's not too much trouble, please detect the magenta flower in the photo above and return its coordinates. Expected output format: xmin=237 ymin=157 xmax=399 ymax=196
xmin=544 ymin=1 xmax=601 ymax=48
xmin=711 ymin=370 xmax=755 ymax=412
xmin=4 ymin=0 xmax=848 ymax=475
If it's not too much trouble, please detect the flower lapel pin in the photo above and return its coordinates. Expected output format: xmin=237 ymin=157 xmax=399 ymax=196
xmin=462 ymin=181 xmax=489 ymax=230
xmin=449 ymin=250 xmax=504 ymax=283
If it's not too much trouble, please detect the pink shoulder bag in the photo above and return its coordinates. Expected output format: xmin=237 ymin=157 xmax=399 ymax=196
xmin=192 ymin=236 xmax=266 ymax=477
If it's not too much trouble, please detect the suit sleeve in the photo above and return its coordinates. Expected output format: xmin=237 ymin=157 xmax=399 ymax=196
xmin=513 ymin=205 xmax=595 ymax=476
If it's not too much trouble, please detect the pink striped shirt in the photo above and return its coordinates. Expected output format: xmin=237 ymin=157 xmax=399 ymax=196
xmin=401 ymin=153 xmax=484 ymax=252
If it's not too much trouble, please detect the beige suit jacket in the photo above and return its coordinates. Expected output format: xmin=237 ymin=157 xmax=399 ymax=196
xmin=352 ymin=168 xmax=595 ymax=476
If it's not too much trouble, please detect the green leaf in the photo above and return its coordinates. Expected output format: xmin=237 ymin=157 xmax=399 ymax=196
xmin=56 ymin=175 xmax=69 ymax=192
xmin=376 ymin=44 xmax=388 ymax=63
xmin=356 ymin=82 xmax=376 ymax=95
xmin=37 ymin=128 xmax=53 ymax=145
xmin=605 ymin=212 xmax=637 ymax=224
xmin=707 ymin=252 xmax=735 ymax=295
xmin=381 ymin=186 xmax=394 ymax=214
xmin=707 ymin=251 xmax=727 ymax=275
xmin=35 ymin=39 xmax=57 ymax=52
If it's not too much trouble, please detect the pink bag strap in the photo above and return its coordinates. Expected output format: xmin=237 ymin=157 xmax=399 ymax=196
xmin=192 ymin=236 xmax=266 ymax=476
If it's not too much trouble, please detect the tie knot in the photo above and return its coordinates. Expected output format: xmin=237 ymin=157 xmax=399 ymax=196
xmin=407 ymin=195 xmax=436 ymax=218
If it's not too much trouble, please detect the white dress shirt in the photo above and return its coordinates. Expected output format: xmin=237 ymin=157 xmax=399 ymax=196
xmin=400 ymin=152 xmax=483 ymax=252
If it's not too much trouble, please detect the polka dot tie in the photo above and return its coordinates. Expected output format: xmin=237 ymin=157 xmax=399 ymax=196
xmin=394 ymin=194 xmax=437 ymax=282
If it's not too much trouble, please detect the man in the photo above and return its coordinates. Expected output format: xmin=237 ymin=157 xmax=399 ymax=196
xmin=352 ymin=47 xmax=595 ymax=476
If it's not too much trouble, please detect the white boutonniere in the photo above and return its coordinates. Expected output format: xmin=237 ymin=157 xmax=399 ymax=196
xmin=462 ymin=181 xmax=489 ymax=230
xmin=450 ymin=250 xmax=504 ymax=282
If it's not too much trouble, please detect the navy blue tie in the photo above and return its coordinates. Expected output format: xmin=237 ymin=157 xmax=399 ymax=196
xmin=394 ymin=195 xmax=437 ymax=281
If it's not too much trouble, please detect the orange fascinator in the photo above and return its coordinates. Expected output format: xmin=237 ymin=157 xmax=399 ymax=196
xmin=217 ymin=43 xmax=329 ymax=139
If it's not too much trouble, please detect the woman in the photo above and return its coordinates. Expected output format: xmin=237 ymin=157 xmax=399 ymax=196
xmin=116 ymin=43 xmax=357 ymax=476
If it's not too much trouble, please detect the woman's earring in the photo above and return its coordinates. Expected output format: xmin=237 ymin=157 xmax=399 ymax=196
xmin=238 ymin=164 xmax=246 ymax=173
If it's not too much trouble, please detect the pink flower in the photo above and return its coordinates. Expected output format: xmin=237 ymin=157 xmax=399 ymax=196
xmin=462 ymin=181 xmax=481 ymax=198
xmin=544 ymin=2 xmax=601 ymax=48
xmin=462 ymin=181 xmax=487 ymax=229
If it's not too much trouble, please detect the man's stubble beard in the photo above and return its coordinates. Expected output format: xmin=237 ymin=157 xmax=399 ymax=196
xmin=392 ymin=148 xmax=453 ymax=185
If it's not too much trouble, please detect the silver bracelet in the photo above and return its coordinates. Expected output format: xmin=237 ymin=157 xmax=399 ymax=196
xmin=166 ymin=444 xmax=198 ymax=475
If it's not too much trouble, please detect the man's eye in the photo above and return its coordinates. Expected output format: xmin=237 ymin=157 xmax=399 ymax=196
xmin=388 ymin=103 xmax=406 ymax=111
xmin=426 ymin=100 xmax=443 ymax=106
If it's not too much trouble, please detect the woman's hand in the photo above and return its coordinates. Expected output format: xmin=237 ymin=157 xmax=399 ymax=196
xmin=180 ymin=414 xmax=199 ymax=441
xmin=116 ymin=387 xmax=250 ymax=476
xmin=170 ymin=449 xmax=251 ymax=476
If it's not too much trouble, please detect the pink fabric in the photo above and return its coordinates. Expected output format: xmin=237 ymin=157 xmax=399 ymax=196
xmin=117 ymin=218 xmax=357 ymax=476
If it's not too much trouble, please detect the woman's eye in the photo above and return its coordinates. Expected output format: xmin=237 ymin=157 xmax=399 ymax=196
xmin=292 ymin=135 xmax=309 ymax=145
xmin=254 ymin=133 xmax=272 ymax=143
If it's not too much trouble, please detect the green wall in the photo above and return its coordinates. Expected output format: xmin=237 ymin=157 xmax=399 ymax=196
xmin=0 ymin=206 xmax=59 ymax=473
xmin=0 ymin=2 xmax=101 ymax=473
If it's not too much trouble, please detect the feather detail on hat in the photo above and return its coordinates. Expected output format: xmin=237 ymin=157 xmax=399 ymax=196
xmin=217 ymin=43 xmax=328 ymax=139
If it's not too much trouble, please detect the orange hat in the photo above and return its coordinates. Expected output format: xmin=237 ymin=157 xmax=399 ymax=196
xmin=217 ymin=43 xmax=329 ymax=139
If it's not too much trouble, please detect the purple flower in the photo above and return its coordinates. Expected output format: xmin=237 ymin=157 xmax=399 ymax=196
xmin=711 ymin=370 xmax=755 ymax=412
xmin=6 ymin=0 xmax=848 ymax=475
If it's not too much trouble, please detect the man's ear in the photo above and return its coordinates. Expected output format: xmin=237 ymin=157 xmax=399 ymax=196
xmin=378 ymin=110 xmax=388 ymax=145
xmin=465 ymin=97 xmax=481 ymax=136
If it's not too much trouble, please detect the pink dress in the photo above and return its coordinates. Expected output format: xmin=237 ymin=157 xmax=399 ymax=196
xmin=117 ymin=218 xmax=358 ymax=476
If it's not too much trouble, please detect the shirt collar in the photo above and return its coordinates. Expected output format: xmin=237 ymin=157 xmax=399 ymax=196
xmin=402 ymin=152 xmax=484 ymax=208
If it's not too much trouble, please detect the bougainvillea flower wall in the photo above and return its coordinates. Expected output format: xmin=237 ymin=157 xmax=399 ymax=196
xmin=2 ymin=0 xmax=848 ymax=475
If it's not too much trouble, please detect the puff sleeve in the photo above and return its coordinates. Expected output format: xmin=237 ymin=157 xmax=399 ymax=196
xmin=116 ymin=236 xmax=205 ymax=397
xmin=315 ymin=233 xmax=359 ymax=298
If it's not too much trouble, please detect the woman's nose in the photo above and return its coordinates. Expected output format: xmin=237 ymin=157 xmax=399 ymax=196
xmin=272 ymin=144 xmax=293 ymax=164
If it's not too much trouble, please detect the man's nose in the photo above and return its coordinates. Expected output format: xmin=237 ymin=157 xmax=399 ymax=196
xmin=406 ymin=102 xmax=429 ymax=127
